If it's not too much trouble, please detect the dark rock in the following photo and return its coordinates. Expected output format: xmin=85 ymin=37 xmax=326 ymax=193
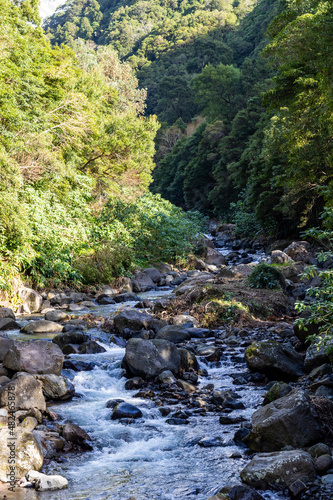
xmin=198 ymin=436 xmax=224 ymax=447
xmin=228 ymin=485 xmax=265 ymax=500
xmin=305 ymin=338 xmax=333 ymax=372
xmin=155 ymin=325 xmax=190 ymax=343
xmin=219 ymin=415 xmax=246 ymax=425
xmin=45 ymin=311 xmax=69 ymax=322
xmin=307 ymin=443 xmax=331 ymax=459
xmin=131 ymin=272 xmax=155 ymax=292
xmin=106 ymin=399 xmax=124 ymax=409
xmin=178 ymin=348 xmax=199 ymax=372
xmin=234 ymin=428 xmax=251 ymax=446
xmin=113 ymin=293 xmax=140 ymax=303
xmin=63 ymin=359 xmax=95 ymax=371
xmin=3 ymin=340 xmax=64 ymax=375
xmin=142 ymin=267 xmax=161 ymax=283
xmin=0 ymin=307 xmax=15 ymax=320
xmin=245 ymin=341 xmax=305 ymax=380
xmin=124 ymin=338 xmax=181 ymax=379
xmin=124 ymin=377 xmax=145 ymax=390
xmin=34 ymin=374 xmax=75 ymax=401
xmin=263 ymin=382 xmax=292 ymax=406
xmin=240 ymin=450 xmax=316 ymax=488
xmin=61 ymin=422 xmax=91 ymax=448
xmin=315 ymin=455 xmax=333 ymax=475
xmin=288 ymin=479 xmax=307 ymax=497
xmin=244 ymin=389 xmax=321 ymax=452
xmin=114 ymin=310 xmax=161 ymax=335
xmin=52 ymin=332 xmax=89 ymax=349
xmin=111 ymin=402 xmax=142 ymax=420
xmin=284 ymin=241 xmax=312 ymax=263
xmin=0 ymin=337 xmax=14 ymax=362
xmin=96 ymin=294 xmax=116 ymax=305
xmin=196 ymin=344 xmax=222 ymax=362
xmin=78 ymin=341 xmax=106 ymax=354
xmin=212 ymin=390 xmax=245 ymax=409
xmin=166 ymin=418 xmax=189 ymax=425
xmin=0 ymin=318 xmax=20 ymax=331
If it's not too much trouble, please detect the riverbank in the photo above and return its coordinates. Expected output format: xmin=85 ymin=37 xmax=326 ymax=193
xmin=0 ymin=236 xmax=332 ymax=499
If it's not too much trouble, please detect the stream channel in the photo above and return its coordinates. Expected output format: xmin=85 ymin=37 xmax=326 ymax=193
xmin=5 ymin=243 xmax=287 ymax=500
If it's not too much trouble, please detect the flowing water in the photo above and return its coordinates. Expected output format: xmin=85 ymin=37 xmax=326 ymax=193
xmin=5 ymin=247 xmax=287 ymax=500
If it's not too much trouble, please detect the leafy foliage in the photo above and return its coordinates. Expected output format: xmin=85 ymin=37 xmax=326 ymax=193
xmin=247 ymin=263 xmax=285 ymax=289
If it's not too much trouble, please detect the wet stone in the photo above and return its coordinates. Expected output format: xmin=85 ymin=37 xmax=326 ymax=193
xmin=111 ymin=402 xmax=143 ymax=420
xmin=198 ymin=436 xmax=224 ymax=447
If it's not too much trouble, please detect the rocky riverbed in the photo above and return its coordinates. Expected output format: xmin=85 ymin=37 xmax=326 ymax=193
xmin=0 ymin=234 xmax=332 ymax=500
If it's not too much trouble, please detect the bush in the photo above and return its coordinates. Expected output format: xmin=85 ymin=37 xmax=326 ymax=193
xmin=74 ymin=244 xmax=134 ymax=285
xmin=247 ymin=263 xmax=284 ymax=289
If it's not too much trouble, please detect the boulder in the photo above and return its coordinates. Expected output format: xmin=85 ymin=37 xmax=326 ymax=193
xmin=131 ymin=272 xmax=155 ymax=292
xmin=155 ymin=325 xmax=190 ymax=343
xmin=78 ymin=341 xmax=106 ymax=354
xmin=96 ymin=294 xmax=116 ymax=305
xmin=49 ymin=293 xmax=71 ymax=306
xmin=284 ymin=241 xmax=312 ymax=263
xmin=263 ymin=382 xmax=292 ymax=406
xmin=271 ymin=250 xmax=293 ymax=264
xmin=52 ymin=331 xmax=89 ymax=349
xmin=0 ymin=373 xmax=46 ymax=411
xmin=111 ymin=402 xmax=142 ymax=420
xmin=158 ymin=370 xmax=177 ymax=384
xmin=0 ymin=337 xmax=14 ymax=362
xmin=113 ymin=293 xmax=140 ymax=303
xmin=205 ymin=248 xmax=226 ymax=266
xmin=0 ymin=426 xmax=43 ymax=482
xmin=45 ymin=311 xmax=69 ymax=322
xmin=228 ymin=485 xmax=264 ymax=500
xmin=114 ymin=310 xmax=161 ymax=334
xmin=60 ymin=422 xmax=91 ymax=447
xmin=142 ymin=267 xmax=162 ymax=283
xmin=240 ymin=450 xmax=316 ymax=488
xmin=245 ymin=342 xmax=305 ymax=380
xmin=305 ymin=338 xmax=333 ymax=372
xmin=171 ymin=314 xmax=198 ymax=327
xmin=0 ymin=318 xmax=20 ymax=331
xmin=20 ymin=320 xmax=63 ymax=334
xmin=178 ymin=348 xmax=199 ymax=372
xmin=34 ymin=374 xmax=75 ymax=401
xmin=25 ymin=470 xmax=68 ymax=491
xmin=18 ymin=287 xmax=43 ymax=314
xmin=123 ymin=338 xmax=181 ymax=379
xmin=244 ymin=389 xmax=321 ymax=452
xmin=3 ymin=340 xmax=64 ymax=375
xmin=0 ymin=307 xmax=15 ymax=320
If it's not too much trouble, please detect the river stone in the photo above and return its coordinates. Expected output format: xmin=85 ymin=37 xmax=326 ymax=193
xmin=205 ymin=248 xmax=226 ymax=266
xmin=142 ymin=267 xmax=162 ymax=283
xmin=20 ymin=320 xmax=63 ymax=334
xmin=0 ymin=426 xmax=43 ymax=482
xmin=52 ymin=331 xmax=89 ymax=349
xmin=96 ymin=294 xmax=116 ymax=305
xmin=158 ymin=370 xmax=177 ymax=384
xmin=307 ymin=443 xmax=331 ymax=458
xmin=244 ymin=389 xmax=321 ymax=452
xmin=177 ymin=379 xmax=196 ymax=393
xmin=262 ymin=382 xmax=292 ymax=406
xmin=34 ymin=374 xmax=75 ymax=401
xmin=60 ymin=422 xmax=91 ymax=446
xmin=131 ymin=272 xmax=155 ymax=292
xmin=284 ymin=241 xmax=312 ymax=263
xmin=245 ymin=341 xmax=305 ymax=380
xmin=45 ymin=311 xmax=69 ymax=322
xmin=315 ymin=454 xmax=333 ymax=474
xmin=124 ymin=338 xmax=181 ymax=379
xmin=304 ymin=338 xmax=333 ymax=372
xmin=271 ymin=250 xmax=293 ymax=264
xmin=111 ymin=402 xmax=143 ymax=420
xmin=240 ymin=450 xmax=316 ymax=488
xmin=3 ymin=340 xmax=64 ymax=375
xmin=49 ymin=293 xmax=71 ymax=306
xmin=228 ymin=485 xmax=265 ymax=500
xmin=114 ymin=310 xmax=161 ymax=334
xmin=20 ymin=416 xmax=38 ymax=432
xmin=26 ymin=470 xmax=68 ymax=491
xmin=19 ymin=287 xmax=43 ymax=314
xmin=0 ymin=337 xmax=14 ymax=362
xmin=0 ymin=373 xmax=46 ymax=411
xmin=178 ymin=348 xmax=199 ymax=372
xmin=171 ymin=314 xmax=198 ymax=327
xmin=78 ymin=341 xmax=106 ymax=354
xmin=0 ymin=317 xmax=20 ymax=331
xmin=0 ymin=307 xmax=15 ymax=320
xmin=155 ymin=325 xmax=190 ymax=343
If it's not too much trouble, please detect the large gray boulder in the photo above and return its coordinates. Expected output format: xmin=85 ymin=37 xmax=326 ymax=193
xmin=0 ymin=373 xmax=46 ymax=411
xmin=271 ymin=250 xmax=293 ymax=264
xmin=0 ymin=337 xmax=14 ymax=362
xmin=52 ymin=331 xmax=89 ymax=349
xmin=3 ymin=340 xmax=64 ymax=375
xmin=131 ymin=272 xmax=155 ymax=292
xmin=0 ymin=427 xmax=43 ymax=482
xmin=284 ymin=241 xmax=312 ymax=263
xmin=240 ymin=450 xmax=316 ymax=489
xmin=114 ymin=310 xmax=161 ymax=334
xmin=25 ymin=470 xmax=68 ymax=491
xmin=205 ymin=248 xmax=226 ymax=266
xmin=155 ymin=325 xmax=190 ymax=343
xmin=34 ymin=374 xmax=75 ymax=401
xmin=0 ymin=317 xmax=20 ymax=331
xmin=123 ymin=338 xmax=181 ymax=379
xmin=142 ymin=267 xmax=162 ymax=283
xmin=0 ymin=307 xmax=15 ymax=320
xmin=20 ymin=320 xmax=63 ymax=334
xmin=244 ymin=389 xmax=321 ymax=452
xmin=245 ymin=341 xmax=305 ymax=380
xmin=18 ymin=287 xmax=43 ymax=314
xmin=304 ymin=338 xmax=333 ymax=372
xmin=45 ymin=311 xmax=69 ymax=322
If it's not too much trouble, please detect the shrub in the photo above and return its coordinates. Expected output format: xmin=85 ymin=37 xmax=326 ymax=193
xmin=247 ymin=263 xmax=284 ymax=289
